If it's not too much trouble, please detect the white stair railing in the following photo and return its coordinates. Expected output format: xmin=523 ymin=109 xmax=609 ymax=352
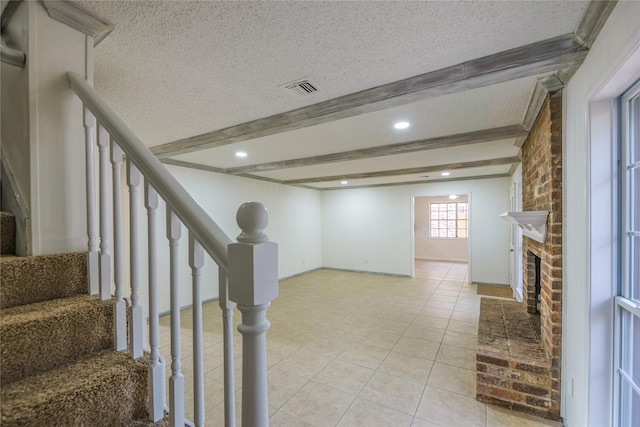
xmin=189 ymin=234 xmax=205 ymax=427
xmin=145 ymin=181 xmax=165 ymax=419
xmin=218 ymin=269 xmax=236 ymax=425
xmin=111 ymin=143 xmax=127 ymax=351
xmin=67 ymin=71 xmax=278 ymax=427
xmin=83 ymin=105 xmax=99 ymax=295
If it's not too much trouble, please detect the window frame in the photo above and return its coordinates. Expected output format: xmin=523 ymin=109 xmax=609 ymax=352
xmin=428 ymin=201 xmax=469 ymax=240
xmin=614 ymin=78 xmax=640 ymax=427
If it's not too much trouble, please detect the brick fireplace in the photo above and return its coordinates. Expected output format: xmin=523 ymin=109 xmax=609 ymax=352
xmin=476 ymin=92 xmax=563 ymax=420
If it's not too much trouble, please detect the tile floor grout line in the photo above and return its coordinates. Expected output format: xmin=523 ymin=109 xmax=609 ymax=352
xmin=155 ymin=262 xmax=556 ymax=426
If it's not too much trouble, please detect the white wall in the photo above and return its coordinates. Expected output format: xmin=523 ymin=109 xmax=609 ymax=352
xmin=1 ymin=2 xmax=89 ymax=255
xmin=165 ymin=166 xmax=323 ymax=279
xmin=134 ymin=165 xmax=324 ymax=314
xmin=563 ymin=2 xmax=640 ymax=426
xmin=414 ymin=195 xmax=469 ymax=262
xmin=322 ymin=177 xmax=510 ymax=284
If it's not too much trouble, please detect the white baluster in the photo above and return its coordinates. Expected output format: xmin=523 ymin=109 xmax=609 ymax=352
xmin=127 ymin=161 xmax=144 ymax=359
xmin=219 ymin=270 xmax=236 ymax=427
xmin=97 ymin=124 xmax=112 ymax=300
xmin=189 ymin=234 xmax=205 ymax=427
xmin=228 ymin=202 xmax=278 ymax=427
xmin=167 ymin=208 xmax=184 ymax=427
xmin=83 ymin=106 xmax=99 ymax=295
xmin=111 ymin=141 xmax=126 ymax=351
xmin=145 ymin=180 xmax=165 ymax=422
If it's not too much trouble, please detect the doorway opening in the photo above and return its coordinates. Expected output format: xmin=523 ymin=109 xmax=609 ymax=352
xmin=412 ymin=194 xmax=470 ymax=281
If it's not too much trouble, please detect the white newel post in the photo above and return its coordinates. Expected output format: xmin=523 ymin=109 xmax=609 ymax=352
xmin=228 ymin=202 xmax=278 ymax=427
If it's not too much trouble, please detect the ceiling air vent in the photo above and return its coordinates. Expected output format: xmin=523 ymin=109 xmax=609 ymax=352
xmin=282 ymin=79 xmax=319 ymax=96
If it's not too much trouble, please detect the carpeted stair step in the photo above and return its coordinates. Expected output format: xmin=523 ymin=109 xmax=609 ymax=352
xmin=0 ymin=294 xmax=114 ymax=385
xmin=0 ymin=252 xmax=87 ymax=309
xmin=1 ymin=211 xmax=16 ymax=255
xmin=1 ymin=350 xmax=150 ymax=427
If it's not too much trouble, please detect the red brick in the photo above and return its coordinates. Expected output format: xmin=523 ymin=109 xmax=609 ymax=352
xmin=477 ymin=373 xmax=511 ymax=388
xmin=477 ymin=353 xmax=509 ymax=367
xmin=513 ymin=382 xmax=551 ymax=397
xmin=476 ymin=394 xmax=511 ymax=409
xmin=488 ymin=386 xmax=525 ymax=402
xmin=525 ymin=395 xmax=551 ymax=408
xmin=515 ymin=362 xmax=550 ymax=375
xmin=511 ymin=402 xmax=551 ymax=419
xmin=520 ymin=372 xmax=551 ymax=387
xmin=485 ymin=365 xmax=511 ymax=378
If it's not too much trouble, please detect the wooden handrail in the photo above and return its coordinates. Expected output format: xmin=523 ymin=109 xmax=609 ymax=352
xmin=67 ymin=71 xmax=232 ymax=270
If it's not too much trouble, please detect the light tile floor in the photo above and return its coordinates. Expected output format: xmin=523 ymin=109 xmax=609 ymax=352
xmin=158 ymin=260 xmax=561 ymax=427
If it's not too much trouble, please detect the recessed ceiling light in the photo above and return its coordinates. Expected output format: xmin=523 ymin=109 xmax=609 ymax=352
xmin=393 ymin=121 xmax=410 ymax=130
xmin=340 ymin=180 xmax=348 ymax=185
xmin=235 ymin=151 xmax=248 ymax=158
xmin=449 ymin=194 xmax=459 ymax=200
xmin=441 ymin=172 xmax=450 ymax=176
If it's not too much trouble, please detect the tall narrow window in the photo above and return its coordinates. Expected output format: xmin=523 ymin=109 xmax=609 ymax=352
xmin=615 ymin=79 xmax=640 ymax=427
xmin=429 ymin=202 xmax=468 ymax=239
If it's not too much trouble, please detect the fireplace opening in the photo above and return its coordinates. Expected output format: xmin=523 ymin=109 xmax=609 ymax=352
xmin=534 ymin=254 xmax=541 ymax=314
xmin=527 ymin=251 xmax=542 ymax=337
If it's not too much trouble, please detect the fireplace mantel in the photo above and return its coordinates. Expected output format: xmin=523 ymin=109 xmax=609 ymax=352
xmin=499 ymin=211 xmax=549 ymax=243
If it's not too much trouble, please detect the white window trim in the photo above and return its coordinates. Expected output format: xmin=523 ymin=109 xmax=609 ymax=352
xmin=583 ymin=39 xmax=640 ymax=426
xmin=428 ymin=201 xmax=468 ymax=240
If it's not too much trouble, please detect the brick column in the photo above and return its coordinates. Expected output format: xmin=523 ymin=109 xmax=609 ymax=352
xmin=520 ymin=91 xmax=563 ymax=420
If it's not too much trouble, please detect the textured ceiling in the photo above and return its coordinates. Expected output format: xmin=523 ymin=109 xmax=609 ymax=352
xmin=171 ymin=76 xmax=536 ymax=170
xmin=78 ymin=0 xmax=592 ymax=189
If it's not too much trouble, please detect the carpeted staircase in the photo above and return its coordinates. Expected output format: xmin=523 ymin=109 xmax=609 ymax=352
xmin=0 ymin=211 xmax=152 ymax=426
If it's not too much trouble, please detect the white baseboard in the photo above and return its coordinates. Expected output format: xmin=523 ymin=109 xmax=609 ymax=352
xmin=415 ymin=256 xmax=469 ymax=263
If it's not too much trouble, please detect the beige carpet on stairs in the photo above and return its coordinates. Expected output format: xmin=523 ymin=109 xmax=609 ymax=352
xmin=1 ymin=351 xmax=151 ymax=426
xmin=0 ymin=210 xmax=154 ymax=426
xmin=0 ymin=252 xmax=88 ymax=309
xmin=1 ymin=294 xmax=115 ymax=384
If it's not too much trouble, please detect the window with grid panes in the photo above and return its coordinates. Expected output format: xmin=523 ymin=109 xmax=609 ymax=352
xmin=429 ymin=202 xmax=468 ymax=239
xmin=615 ymin=79 xmax=640 ymax=427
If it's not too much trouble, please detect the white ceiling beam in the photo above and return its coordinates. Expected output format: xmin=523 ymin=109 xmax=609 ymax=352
xmin=283 ymin=157 xmax=520 ymax=185
xmin=322 ymin=173 xmax=511 ymax=190
xmin=151 ymin=34 xmax=587 ymax=159
xmin=226 ymin=124 xmax=528 ymax=174
xmin=575 ymin=0 xmax=618 ymax=48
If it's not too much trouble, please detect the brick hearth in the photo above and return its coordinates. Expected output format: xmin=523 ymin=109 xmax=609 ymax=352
xmin=476 ymin=298 xmax=555 ymax=419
